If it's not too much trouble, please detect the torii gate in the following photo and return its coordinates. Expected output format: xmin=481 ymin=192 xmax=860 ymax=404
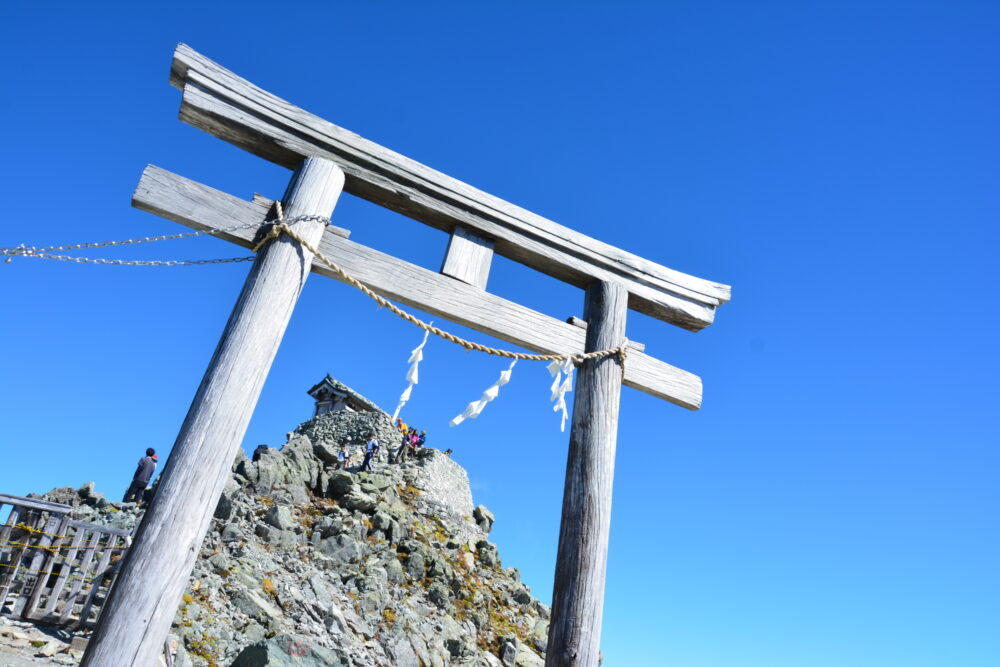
xmin=81 ymin=44 xmax=731 ymax=667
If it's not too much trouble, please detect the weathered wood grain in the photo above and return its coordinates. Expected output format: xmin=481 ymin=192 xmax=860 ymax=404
xmin=547 ymin=281 xmax=627 ymax=667
xmin=0 ymin=505 xmax=21 ymax=546
xmin=566 ymin=316 xmax=645 ymax=353
xmin=0 ymin=506 xmax=26 ymax=605
xmin=169 ymin=44 xmax=730 ymax=331
xmin=11 ymin=515 xmax=62 ymax=615
xmin=440 ymin=226 xmax=494 ymax=289
xmin=0 ymin=494 xmax=71 ymax=515
xmin=67 ymin=520 xmax=132 ymax=538
xmin=36 ymin=525 xmax=86 ymax=618
xmin=58 ymin=529 xmax=103 ymax=625
xmin=132 ymin=165 xmax=704 ymax=410
xmin=22 ymin=515 xmax=71 ymax=618
xmin=81 ymin=158 xmax=346 ymax=666
xmin=74 ymin=534 xmax=120 ymax=629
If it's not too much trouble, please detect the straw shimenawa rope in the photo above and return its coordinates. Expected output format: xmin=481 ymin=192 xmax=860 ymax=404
xmin=254 ymin=202 xmax=629 ymax=369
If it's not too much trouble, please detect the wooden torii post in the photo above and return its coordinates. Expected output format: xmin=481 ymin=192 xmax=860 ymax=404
xmin=82 ymin=44 xmax=731 ymax=667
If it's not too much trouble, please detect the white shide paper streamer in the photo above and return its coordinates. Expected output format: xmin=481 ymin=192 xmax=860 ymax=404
xmin=391 ymin=327 xmax=431 ymax=422
xmin=547 ymin=358 xmax=575 ymax=431
xmin=449 ymin=360 xmax=517 ymax=427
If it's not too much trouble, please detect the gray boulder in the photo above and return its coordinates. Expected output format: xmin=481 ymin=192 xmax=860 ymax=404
xmin=474 ymin=504 xmax=495 ymax=533
xmin=231 ymin=634 xmax=350 ymax=666
xmin=264 ymin=505 xmax=296 ymax=532
xmin=326 ymin=471 xmax=356 ymax=497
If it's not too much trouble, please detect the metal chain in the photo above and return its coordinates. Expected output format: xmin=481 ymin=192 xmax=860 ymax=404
xmin=0 ymin=215 xmax=330 ymax=266
xmin=3 ymin=252 xmax=256 ymax=267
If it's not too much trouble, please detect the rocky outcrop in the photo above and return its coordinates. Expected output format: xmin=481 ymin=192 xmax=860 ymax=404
xmin=29 ymin=408 xmax=548 ymax=667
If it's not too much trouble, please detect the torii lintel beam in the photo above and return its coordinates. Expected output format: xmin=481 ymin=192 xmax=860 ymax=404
xmin=169 ymin=44 xmax=731 ymax=332
xmin=132 ymin=165 xmax=703 ymax=410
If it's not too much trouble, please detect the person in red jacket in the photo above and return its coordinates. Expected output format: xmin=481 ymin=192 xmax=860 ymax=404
xmin=123 ymin=448 xmax=158 ymax=504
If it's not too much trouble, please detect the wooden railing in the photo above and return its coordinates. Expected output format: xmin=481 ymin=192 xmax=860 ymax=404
xmin=0 ymin=493 xmax=132 ymax=628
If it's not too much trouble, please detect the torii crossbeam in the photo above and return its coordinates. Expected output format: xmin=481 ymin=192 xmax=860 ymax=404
xmin=82 ymin=45 xmax=731 ymax=667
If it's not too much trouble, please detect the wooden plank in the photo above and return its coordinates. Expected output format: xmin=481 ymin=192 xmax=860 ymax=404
xmin=74 ymin=534 xmax=119 ymax=629
xmin=38 ymin=523 xmax=86 ymax=618
xmin=0 ymin=505 xmax=21 ymax=547
xmin=67 ymin=520 xmax=132 ymax=539
xmin=132 ymin=165 xmax=703 ymax=410
xmin=82 ymin=158 xmax=346 ymax=667
xmin=0 ymin=494 xmax=72 ymax=515
xmin=547 ymin=281 xmax=627 ymax=667
xmin=440 ymin=226 xmax=494 ymax=289
xmin=567 ymin=316 xmax=645 ymax=353
xmin=58 ymin=529 xmax=103 ymax=625
xmin=0 ymin=505 xmax=24 ymax=608
xmin=169 ymin=44 xmax=730 ymax=331
xmin=23 ymin=515 xmax=71 ymax=619
xmin=14 ymin=515 xmax=62 ymax=615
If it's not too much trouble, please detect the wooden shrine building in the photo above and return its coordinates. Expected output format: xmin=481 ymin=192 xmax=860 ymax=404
xmin=307 ymin=375 xmax=381 ymax=417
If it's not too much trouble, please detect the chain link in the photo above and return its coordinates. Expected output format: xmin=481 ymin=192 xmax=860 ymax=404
xmin=0 ymin=215 xmax=331 ymax=266
xmin=5 ymin=252 xmax=256 ymax=267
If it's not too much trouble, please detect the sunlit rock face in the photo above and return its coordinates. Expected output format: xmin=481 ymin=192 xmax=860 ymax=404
xmin=32 ymin=388 xmax=548 ymax=667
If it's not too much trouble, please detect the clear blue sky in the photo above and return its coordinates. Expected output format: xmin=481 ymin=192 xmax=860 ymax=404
xmin=2 ymin=3 xmax=998 ymax=666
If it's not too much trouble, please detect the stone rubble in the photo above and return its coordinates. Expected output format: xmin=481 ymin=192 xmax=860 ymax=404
xmin=10 ymin=407 xmax=549 ymax=666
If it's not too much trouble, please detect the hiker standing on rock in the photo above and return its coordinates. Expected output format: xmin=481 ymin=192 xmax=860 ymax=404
xmin=123 ymin=448 xmax=157 ymax=504
xmin=336 ymin=443 xmax=350 ymax=470
xmin=361 ymin=433 xmax=379 ymax=472
xmin=399 ymin=428 xmax=418 ymax=463
xmin=395 ymin=429 xmax=409 ymax=463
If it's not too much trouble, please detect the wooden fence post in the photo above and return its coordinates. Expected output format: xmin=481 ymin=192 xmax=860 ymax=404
xmin=81 ymin=157 xmax=345 ymax=667
xmin=546 ymin=280 xmax=628 ymax=667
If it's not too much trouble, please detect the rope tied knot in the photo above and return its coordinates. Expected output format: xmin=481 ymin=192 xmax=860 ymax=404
xmin=616 ymin=341 xmax=629 ymax=367
xmin=251 ymin=201 xmax=330 ymax=254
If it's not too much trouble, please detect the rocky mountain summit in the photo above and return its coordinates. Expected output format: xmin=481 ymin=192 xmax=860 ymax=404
xmin=17 ymin=407 xmax=550 ymax=667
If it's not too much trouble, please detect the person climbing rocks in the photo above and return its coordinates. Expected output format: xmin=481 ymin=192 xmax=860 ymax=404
xmin=395 ymin=428 xmax=411 ymax=463
xmin=417 ymin=430 xmax=427 ymax=448
xmin=123 ymin=448 xmax=158 ymax=504
xmin=360 ymin=433 xmax=378 ymax=472
xmin=336 ymin=443 xmax=350 ymax=470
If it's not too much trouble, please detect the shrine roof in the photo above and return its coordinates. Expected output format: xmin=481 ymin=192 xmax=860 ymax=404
xmin=307 ymin=375 xmax=383 ymax=414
